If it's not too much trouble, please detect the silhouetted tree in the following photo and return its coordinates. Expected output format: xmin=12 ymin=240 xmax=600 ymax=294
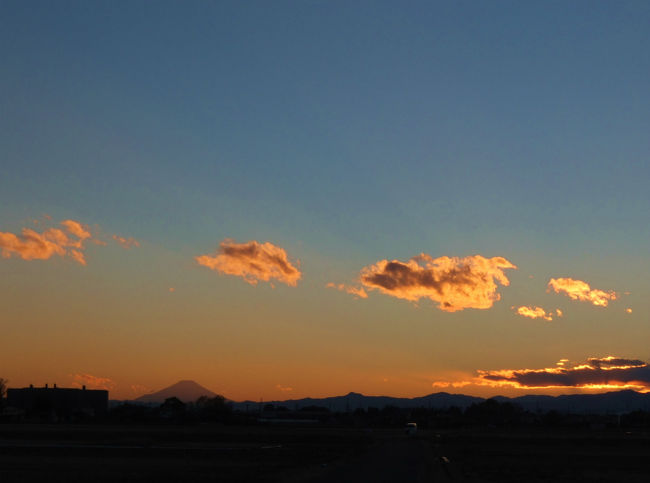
xmin=160 ymin=397 xmax=186 ymax=420
xmin=0 ymin=378 xmax=7 ymax=409
xmin=195 ymin=395 xmax=231 ymax=421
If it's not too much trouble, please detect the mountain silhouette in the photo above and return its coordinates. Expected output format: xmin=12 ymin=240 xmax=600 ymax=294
xmin=232 ymin=391 xmax=483 ymax=412
xmin=135 ymin=380 xmax=217 ymax=403
xmin=231 ymin=390 xmax=650 ymax=415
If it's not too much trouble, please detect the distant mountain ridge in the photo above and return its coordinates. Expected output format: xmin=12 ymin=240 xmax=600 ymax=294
xmin=131 ymin=381 xmax=650 ymax=415
xmin=231 ymin=390 xmax=650 ymax=415
xmin=135 ymin=380 xmax=217 ymax=403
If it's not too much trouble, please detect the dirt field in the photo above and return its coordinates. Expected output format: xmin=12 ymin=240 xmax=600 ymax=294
xmin=1 ymin=424 xmax=649 ymax=482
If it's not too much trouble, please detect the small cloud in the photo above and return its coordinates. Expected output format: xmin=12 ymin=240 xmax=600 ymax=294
xmin=626 ymin=308 xmax=633 ymax=314
xmin=548 ymin=277 xmax=616 ymax=307
xmin=112 ymin=235 xmax=140 ymax=249
xmin=196 ymin=239 xmax=301 ymax=287
xmin=1 ymin=219 xmax=93 ymax=264
xmin=432 ymin=381 xmax=451 ymax=388
xmin=276 ymin=384 xmax=293 ymax=392
xmin=356 ymin=254 xmax=516 ymax=312
xmin=326 ymin=282 xmax=368 ymax=299
xmin=513 ymin=305 xmax=560 ymax=321
xmin=71 ymin=373 xmax=116 ymax=391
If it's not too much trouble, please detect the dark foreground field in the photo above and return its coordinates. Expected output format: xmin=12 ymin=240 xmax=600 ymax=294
xmin=1 ymin=424 xmax=649 ymax=482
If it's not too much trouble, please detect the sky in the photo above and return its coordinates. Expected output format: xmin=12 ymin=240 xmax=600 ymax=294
xmin=1 ymin=0 xmax=649 ymax=401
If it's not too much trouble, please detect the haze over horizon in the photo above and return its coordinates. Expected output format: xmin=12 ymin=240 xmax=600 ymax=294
xmin=1 ymin=1 xmax=649 ymax=401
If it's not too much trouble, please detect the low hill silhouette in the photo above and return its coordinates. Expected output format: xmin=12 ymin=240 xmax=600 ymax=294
xmin=232 ymin=390 xmax=650 ymax=415
xmin=135 ymin=380 xmax=217 ymax=403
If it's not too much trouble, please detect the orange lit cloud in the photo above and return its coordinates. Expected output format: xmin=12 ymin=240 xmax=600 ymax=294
xmin=626 ymin=308 xmax=633 ymax=314
xmin=61 ymin=220 xmax=91 ymax=240
xmin=1 ymin=218 xmax=137 ymax=265
xmin=112 ymin=234 xmax=140 ymax=249
xmin=548 ymin=277 xmax=617 ymax=307
xmin=475 ymin=356 xmax=650 ymax=391
xmin=326 ymin=282 xmax=368 ymax=299
xmin=276 ymin=384 xmax=293 ymax=392
xmin=357 ymin=254 xmax=516 ymax=312
xmin=513 ymin=305 xmax=562 ymax=321
xmin=195 ymin=239 xmax=301 ymax=286
xmin=71 ymin=373 xmax=116 ymax=391
xmin=432 ymin=381 xmax=471 ymax=389
xmin=0 ymin=219 xmax=94 ymax=264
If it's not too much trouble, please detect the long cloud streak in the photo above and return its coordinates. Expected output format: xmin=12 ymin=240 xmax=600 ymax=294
xmin=476 ymin=357 xmax=650 ymax=391
xmin=357 ymin=254 xmax=516 ymax=312
xmin=195 ymin=239 xmax=301 ymax=286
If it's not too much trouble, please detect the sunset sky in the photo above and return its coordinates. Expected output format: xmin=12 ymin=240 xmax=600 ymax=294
xmin=1 ymin=1 xmax=649 ymax=401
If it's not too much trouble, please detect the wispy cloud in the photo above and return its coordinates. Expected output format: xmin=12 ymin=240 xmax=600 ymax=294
xmin=276 ymin=384 xmax=293 ymax=392
xmin=112 ymin=235 xmax=140 ymax=249
xmin=195 ymin=239 xmax=301 ymax=286
xmin=1 ymin=218 xmax=138 ymax=265
xmin=355 ymin=254 xmax=516 ymax=312
xmin=71 ymin=373 xmax=116 ymax=391
xmin=1 ymin=219 xmax=93 ymax=264
xmin=513 ymin=305 xmax=562 ymax=321
xmin=548 ymin=277 xmax=617 ymax=307
xmin=326 ymin=282 xmax=368 ymax=299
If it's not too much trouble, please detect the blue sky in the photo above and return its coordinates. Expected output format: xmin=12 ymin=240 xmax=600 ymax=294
xmin=1 ymin=1 xmax=649 ymax=399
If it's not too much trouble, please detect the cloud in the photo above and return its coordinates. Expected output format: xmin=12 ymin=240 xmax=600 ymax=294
xmin=112 ymin=235 xmax=140 ymax=249
xmin=195 ymin=239 xmax=301 ymax=286
xmin=357 ymin=254 xmax=516 ymax=312
xmin=1 ymin=218 xmax=138 ymax=265
xmin=626 ymin=308 xmax=633 ymax=314
xmin=547 ymin=277 xmax=617 ymax=307
xmin=432 ymin=381 xmax=471 ymax=389
xmin=61 ymin=220 xmax=91 ymax=241
xmin=71 ymin=373 xmax=116 ymax=391
xmin=513 ymin=305 xmax=562 ymax=321
xmin=326 ymin=282 xmax=368 ymax=299
xmin=276 ymin=384 xmax=293 ymax=392
xmin=475 ymin=356 xmax=650 ymax=391
xmin=0 ymin=219 xmax=94 ymax=264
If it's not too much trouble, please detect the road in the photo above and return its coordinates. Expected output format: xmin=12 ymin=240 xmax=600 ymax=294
xmin=307 ymin=433 xmax=461 ymax=483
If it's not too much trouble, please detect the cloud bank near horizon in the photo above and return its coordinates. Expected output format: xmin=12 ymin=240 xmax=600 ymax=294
xmin=355 ymin=254 xmax=516 ymax=312
xmin=196 ymin=239 xmax=301 ymax=286
xmin=467 ymin=357 xmax=650 ymax=392
xmin=548 ymin=277 xmax=617 ymax=307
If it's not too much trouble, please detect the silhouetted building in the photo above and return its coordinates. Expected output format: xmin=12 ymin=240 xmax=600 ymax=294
xmin=7 ymin=384 xmax=108 ymax=419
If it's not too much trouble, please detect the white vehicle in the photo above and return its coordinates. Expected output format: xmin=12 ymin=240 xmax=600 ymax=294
xmin=405 ymin=422 xmax=417 ymax=436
